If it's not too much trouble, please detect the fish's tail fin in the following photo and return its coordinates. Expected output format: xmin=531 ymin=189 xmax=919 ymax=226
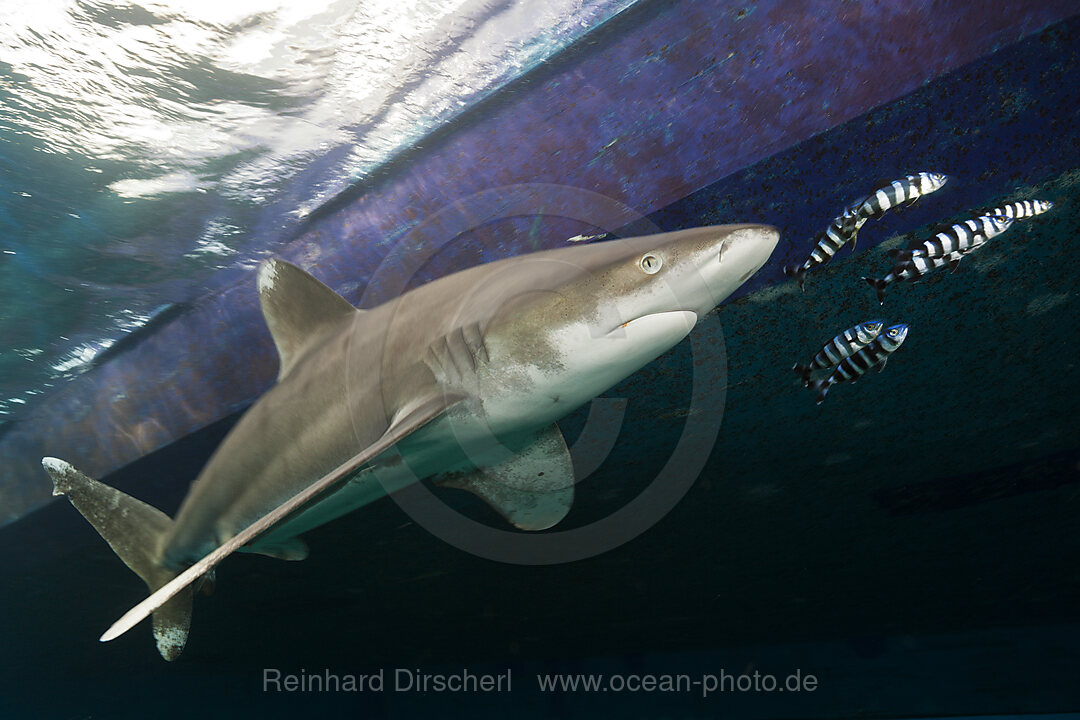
xmin=42 ymin=457 xmax=192 ymax=661
xmin=783 ymin=264 xmax=808 ymax=291
xmin=862 ymin=276 xmax=887 ymax=305
xmin=792 ymin=362 xmax=812 ymax=387
xmin=808 ymin=379 xmax=830 ymax=405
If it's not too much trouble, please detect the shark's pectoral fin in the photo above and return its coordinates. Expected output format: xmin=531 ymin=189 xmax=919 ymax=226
xmin=149 ymin=576 xmax=193 ymax=661
xmin=240 ymin=537 xmax=309 ymax=561
xmin=98 ymin=389 xmax=468 ymax=646
xmin=435 ymin=424 xmax=574 ymax=531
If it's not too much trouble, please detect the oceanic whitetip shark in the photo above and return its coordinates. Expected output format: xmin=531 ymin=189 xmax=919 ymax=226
xmin=42 ymin=224 xmax=778 ymax=660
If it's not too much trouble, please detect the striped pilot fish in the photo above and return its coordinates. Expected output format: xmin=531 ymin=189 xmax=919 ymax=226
xmin=783 ymin=172 xmax=948 ymax=290
xmin=864 ymin=243 xmax=989 ymax=304
xmin=793 ymin=319 xmax=884 ymax=386
xmin=782 ymin=201 xmax=865 ymax=290
xmin=886 ymin=214 xmax=1014 ymax=263
xmin=857 ymin=172 xmax=949 ymax=220
xmin=989 ymin=199 xmax=1054 ymax=219
xmin=863 ymin=254 xmax=952 ymax=305
xmin=809 ymin=323 xmax=909 ymax=404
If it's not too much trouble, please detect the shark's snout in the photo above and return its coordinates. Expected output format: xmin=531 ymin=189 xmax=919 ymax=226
xmin=699 ymin=224 xmax=779 ymax=307
xmin=717 ymin=225 xmax=779 ymax=264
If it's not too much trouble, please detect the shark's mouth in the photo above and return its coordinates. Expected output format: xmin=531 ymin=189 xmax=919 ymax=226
xmin=606 ymin=310 xmax=699 ymax=338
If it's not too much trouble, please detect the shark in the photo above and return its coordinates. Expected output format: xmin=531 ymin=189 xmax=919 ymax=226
xmin=42 ymin=223 xmax=778 ymax=660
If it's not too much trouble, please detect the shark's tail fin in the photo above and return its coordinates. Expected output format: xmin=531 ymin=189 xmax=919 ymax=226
xmin=42 ymin=457 xmax=192 ymax=661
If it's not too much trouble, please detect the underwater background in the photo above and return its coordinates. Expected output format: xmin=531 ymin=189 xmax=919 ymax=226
xmin=2 ymin=0 xmax=1079 ymax=717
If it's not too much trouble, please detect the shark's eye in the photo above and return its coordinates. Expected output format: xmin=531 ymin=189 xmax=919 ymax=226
xmin=639 ymin=253 xmax=662 ymax=274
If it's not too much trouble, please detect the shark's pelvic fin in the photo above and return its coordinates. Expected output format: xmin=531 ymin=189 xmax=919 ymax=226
xmin=239 ymin=537 xmax=309 ymax=561
xmin=436 ymin=424 xmax=575 ymax=531
xmin=98 ymin=389 xmax=468 ymax=646
xmin=257 ymin=259 xmax=359 ymax=380
xmin=42 ymin=458 xmax=193 ymax=661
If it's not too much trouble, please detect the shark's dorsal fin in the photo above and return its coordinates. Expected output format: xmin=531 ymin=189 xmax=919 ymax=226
xmin=435 ymin=424 xmax=575 ymax=531
xmin=257 ymin=259 xmax=359 ymax=380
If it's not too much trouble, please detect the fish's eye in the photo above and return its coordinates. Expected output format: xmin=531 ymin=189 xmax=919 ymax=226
xmin=639 ymin=253 xmax=663 ymax=274
xmin=888 ymin=329 xmax=898 ymax=337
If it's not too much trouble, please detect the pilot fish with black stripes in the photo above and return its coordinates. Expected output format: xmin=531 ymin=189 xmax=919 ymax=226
xmin=783 ymin=200 xmax=864 ymax=290
xmin=793 ymin=319 xmax=884 ymax=386
xmin=783 ymin=172 xmax=948 ymax=289
xmin=808 ymin=323 xmax=909 ymax=404
xmin=857 ymin=172 xmax=950 ymax=221
xmin=863 ymin=253 xmax=961 ymax=305
xmin=988 ymin=199 xmax=1054 ymax=219
xmin=864 ymin=195 xmax=1055 ymax=303
xmin=886 ymin=214 xmax=1014 ymax=264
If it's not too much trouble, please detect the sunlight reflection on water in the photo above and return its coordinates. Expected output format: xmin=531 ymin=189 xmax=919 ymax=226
xmin=0 ymin=0 xmax=633 ymax=415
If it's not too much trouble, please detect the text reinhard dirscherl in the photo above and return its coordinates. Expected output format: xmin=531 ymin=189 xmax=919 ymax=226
xmin=263 ymin=668 xmax=511 ymax=694
xmin=262 ymin=668 xmax=819 ymax=697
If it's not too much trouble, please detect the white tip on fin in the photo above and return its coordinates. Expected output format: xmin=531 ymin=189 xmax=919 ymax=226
xmin=257 ymin=259 xmax=359 ymax=380
xmin=43 ymin=457 xmax=75 ymax=495
xmin=436 ymin=424 xmax=575 ymax=531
